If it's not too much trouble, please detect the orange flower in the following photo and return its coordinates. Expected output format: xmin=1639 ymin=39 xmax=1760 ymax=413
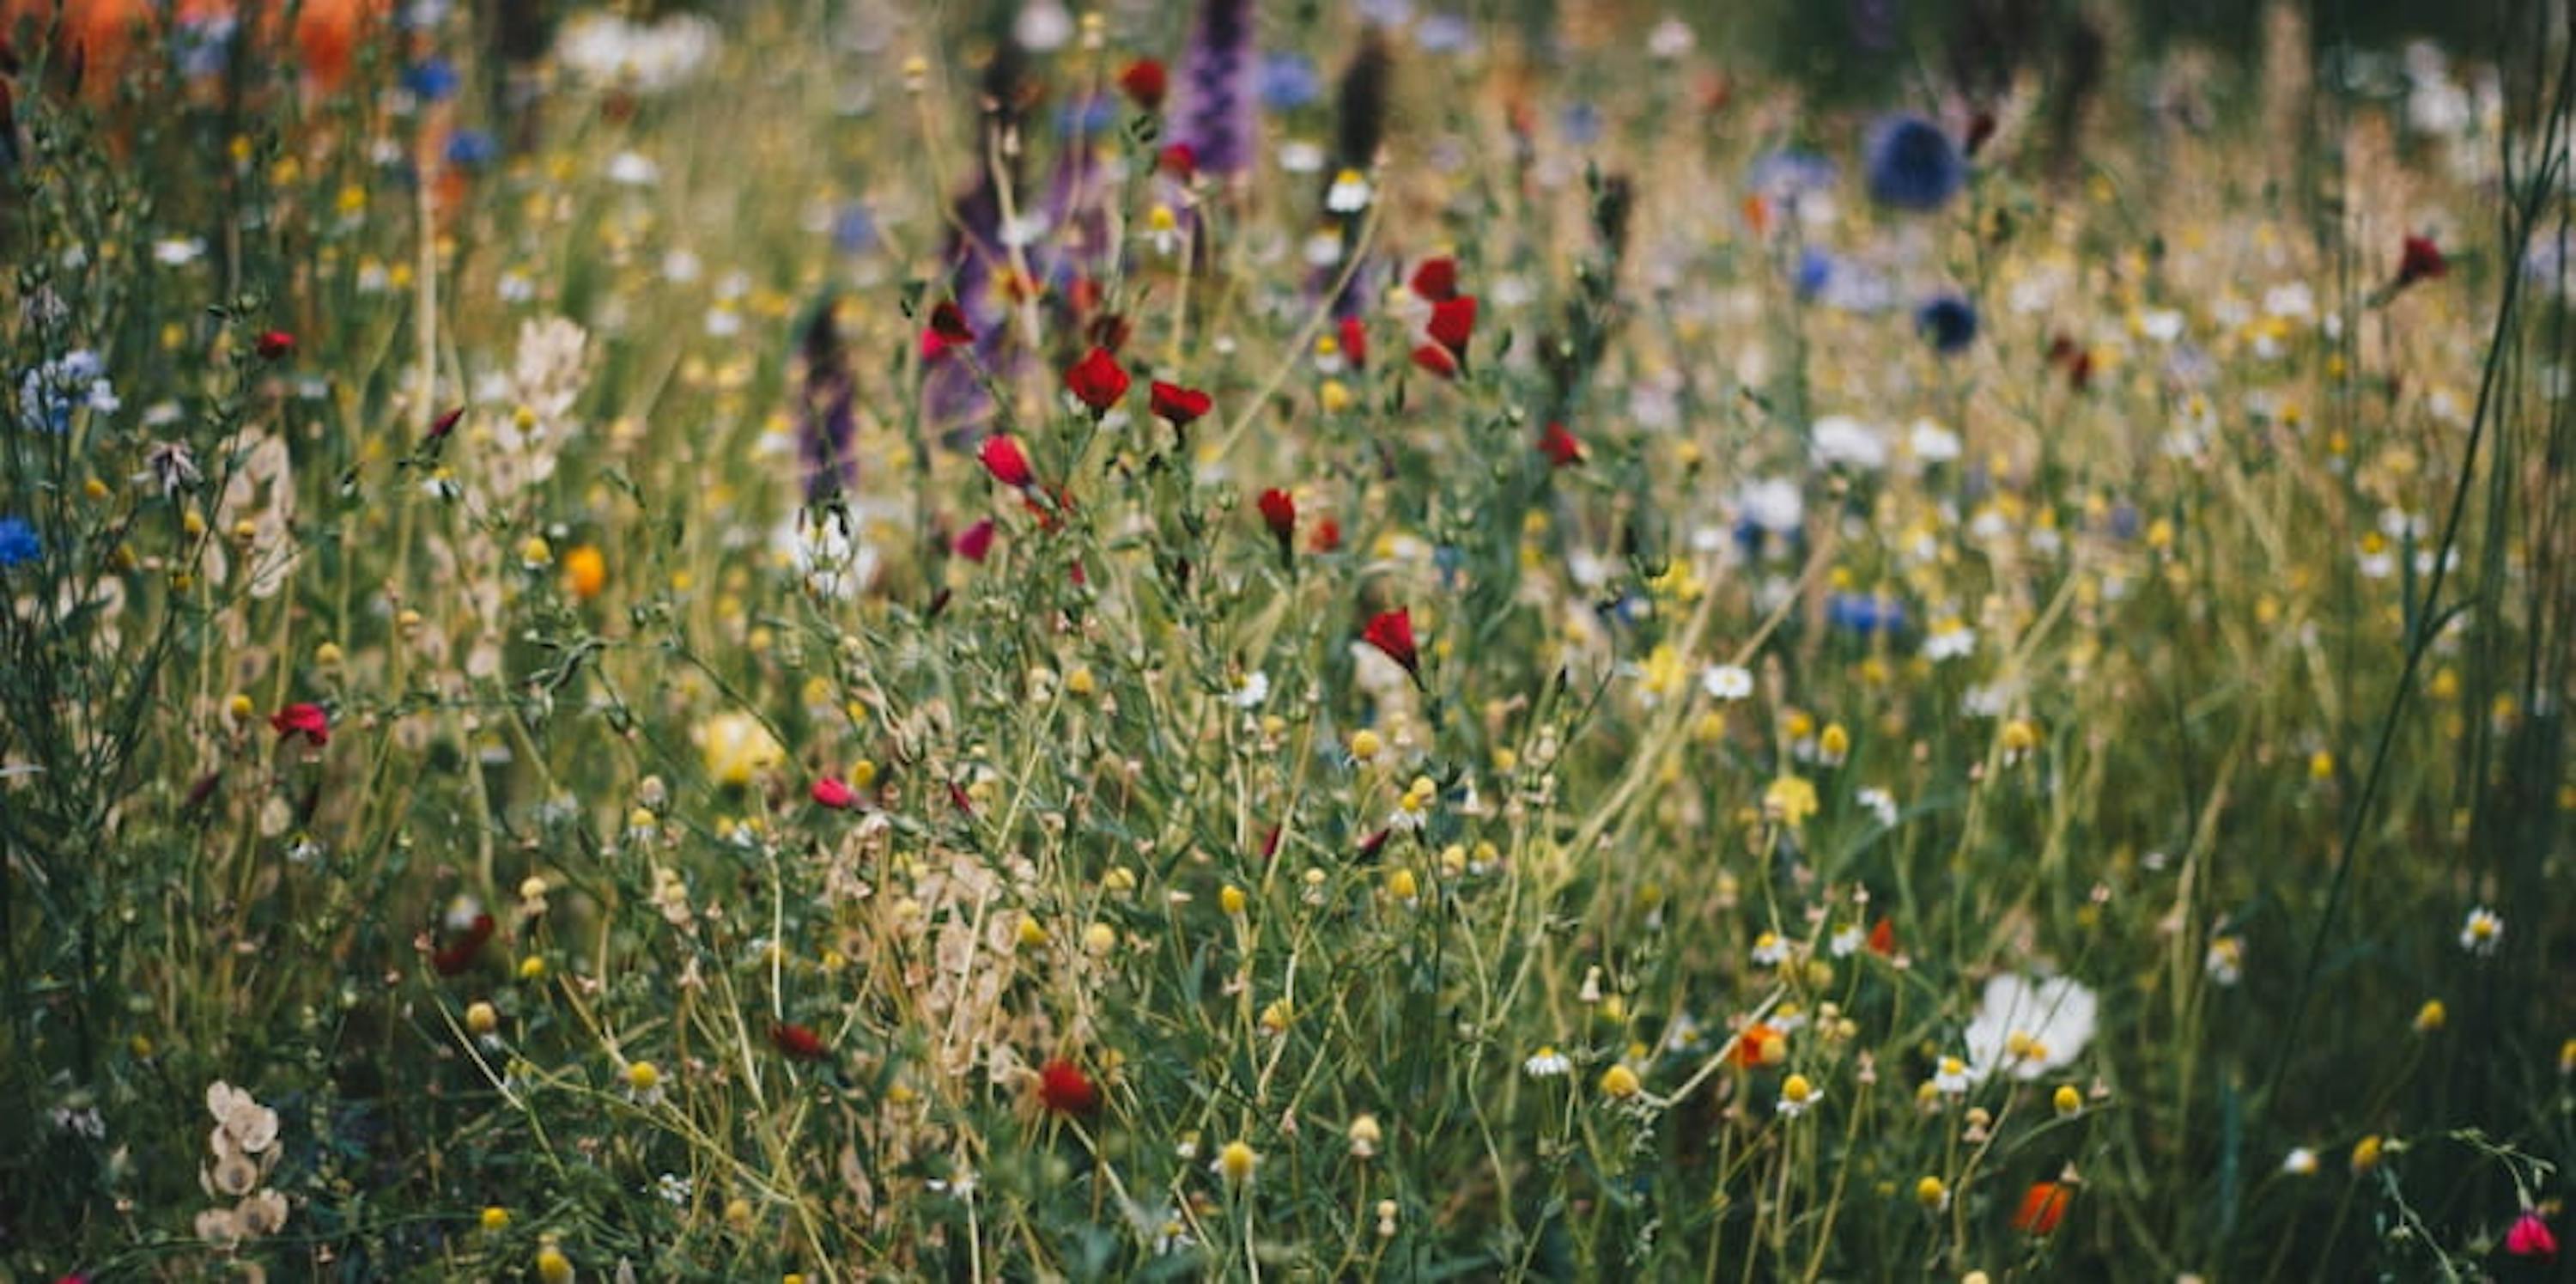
xmin=2013 ymin=1181 xmax=2071 ymax=1237
xmin=562 ymin=545 xmax=607 ymax=600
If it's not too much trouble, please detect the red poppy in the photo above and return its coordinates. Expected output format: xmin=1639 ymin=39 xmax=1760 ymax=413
xmin=953 ymin=518 xmax=997 ymax=563
xmin=270 ymin=703 xmax=331 ymax=746
xmin=1338 ymin=314 xmax=1369 ymax=368
xmin=1866 ymin=916 xmax=1897 ymax=957
xmin=812 ymin=776 xmax=859 ymax=810
xmin=1149 ymin=380 xmax=1212 ymax=428
xmin=1538 ymin=422 xmax=1583 ymax=467
xmin=1361 ymin=608 xmax=1420 ymax=679
xmin=1117 ymin=58 xmax=1167 ymax=110
xmin=2012 ymin=1182 xmax=2071 ymax=1237
xmin=979 ymin=435 xmax=1036 ymax=489
xmin=1036 ymin=1058 xmax=1099 ymax=1116
xmin=2397 ymin=234 xmax=2446 ymax=288
xmin=1064 ymin=346 xmax=1131 ymax=414
xmin=255 ymin=330 xmax=295 ymax=361
xmin=922 ymin=301 xmax=975 ymax=358
xmin=1257 ymin=488 xmax=1297 ymax=543
xmin=431 ymin=912 xmax=495 ymax=977
xmin=1426 ymin=295 xmax=1477 ymax=360
xmin=1410 ymin=257 xmax=1458 ymax=301
xmin=770 ymin=1022 xmax=830 ymax=1062
xmin=1158 ymin=143 xmax=1197 ymax=180
xmin=1410 ymin=344 xmax=1459 ymax=379
xmin=1309 ymin=516 xmax=1343 ymax=553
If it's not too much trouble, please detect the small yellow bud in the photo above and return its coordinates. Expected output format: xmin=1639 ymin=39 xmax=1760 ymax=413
xmin=518 ymin=955 xmax=546 ymax=981
xmin=1083 ymin=922 xmax=1118 ymax=956
xmin=2052 ymin=1085 xmax=2082 ymax=1117
xmin=2413 ymin=1000 xmax=2446 ymax=1033
xmin=1016 ymin=916 xmax=1050 ymax=948
xmin=465 ymin=1001 xmax=499 ymax=1036
xmin=1349 ymin=729 xmax=1382 ymax=763
xmin=480 ymin=1205 xmax=511 ymax=1232
xmin=1599 ymin=1063 xmax=1641 ymax=1099
xmin=2350 ymin=1134 xmax=2383 ymax=1174
xmin=1220 ymin=885 xmax=1247 ymax=916
xmin=535 ymin=1246 xmax=574 ymax=1284
xmin=1386 ymin=867 xmax=1419 ymax=902
xmin=1066 ymin=666 xmax=1097 ymax=697
xmin=1915 ymin=1176 xmax=1947 ymax=1208
xmin=627 ymin=1061 xmax=661 ymax=1092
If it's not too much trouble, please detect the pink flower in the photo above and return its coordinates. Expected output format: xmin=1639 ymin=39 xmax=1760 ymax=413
xmin=953 ymin=518 xmax=997 ymax=563
xmin=2508 ymin=1209 xmax=2558 ymax=1262
xmin=811 ymin=776 xmax=859 ymax=811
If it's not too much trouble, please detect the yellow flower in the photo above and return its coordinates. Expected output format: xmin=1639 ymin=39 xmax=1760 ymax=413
xmin=536 ymin=1245 xmax=574 ymax=1284
xmin=697 ymin=712 xmax=784 ymax=787
xmin=1214 ymin=1140 xmax=1260 ymax=1185
xmin=1915 ymin=1177 xmax=1947 ymax=1209
xmin=1599 ymin=1063 xmax=1641 ymax=1099
xmin=2052 ymin=1085 xmax=2082 ymax=1117
xmin=465 ymin=1001 xmax=499 ymax=1037
xmin=627 ymin=1062 xmax=661 ymax=1093
xmin=1637 ymin=644 xmax=1689 ymax=702
xmin=2413 ymin=1000 xmax=2446 ymax=1034
xmin=2349 ymin=1134 xmax=2383 ymax=1174
xmin=1763 ymin=775 xmax=1820 ymax=829
xmin=480 ymin=1205 xmax=510 ymax=1232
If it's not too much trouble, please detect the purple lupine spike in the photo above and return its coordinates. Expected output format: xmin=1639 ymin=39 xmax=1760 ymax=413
xmin=797 ymin=303 xmax=858 ymax=504
xmin=1173 ymin=0 xmax=1258 ymax=178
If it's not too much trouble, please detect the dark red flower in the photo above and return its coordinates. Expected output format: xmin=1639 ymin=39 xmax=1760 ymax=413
xmin=770 ymin=1022 xmax=830 ymax=1062
xmin=1257 ymin=488 xmax=1296 ymax=542
xmin=1309 ymin=516 xmax=1343 ymax=553
xmin=922 ymin=301 xmax=975 ymax=357
xmin=270 ymin=703 xmax=331 ymax=746
xmin=2013 ymin=1182 xmax=2071 ymax=1237
xmin=1361 ymin=607 xmax=1420 ymax=679
xmin=1538 ymin=422 xmax=1583 ymax=467
xmin=1117 ymin=58 xmax=1168 ymax=110
xmin=2397 ymin=234 xmax=2446 ymax=288
xmin=1036 ymin=1058 xmax=1100 ymax=1116
xmin=1426 ymin=295 xmax=1477 ymax=360
xmin=953 ymin=518 xmax=997 ymax=563
xmin=1410 ymin=344 xmax=1459 ymax=380
xmin=429 ymin=406 xmax=464 ymax=441
xmin=1064 ymin=346 xmax=1131 ymax=414
xmin=255 ymin=330 xmax=295 ymax=361
xmin=1357 ymin=828 xmax=1392 ymax=858
xmin=1149 ymin=380 xmax=1212 ymax=428
xmin=1337 ymin=314 xmax=1369 ymax=368
xmin=980 ymin=435 xmax=1036 ymax=489
xmin=1158 ymin=143 xmax=1197 ymax=180
xmin=431 ymin=913 xmax=495 ymax=977
xmin=812 ymin=776 xmax=859 ymax=810
xmin=1410 ymin=257 xmax=1459 ymax=301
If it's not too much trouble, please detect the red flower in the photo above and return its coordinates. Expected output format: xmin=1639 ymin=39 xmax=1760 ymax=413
xmin=1730 ymin=1021 xmax=1783 ymax=1068
xmin=270 ymin=703 xmax=331 ymax=746
xmin=812 ymin=776 xmax=859 ymax=810
xmin=1410 ymin=344 xmax=1459 ymax=380
xmin=1357 ymin=828 xmax=1392 ymax=858
xmin=1426 ymin=295 xmax=1478 ymax=360
xmin=1866 ymin=916 xmax=1897 ymax=957
xmin=1337 ymin=314 xmax=1369 ymax=369
xmin=254 ymin=330 xmax=295 ymax=361
xmin=953 ymin=518 xmax=997 ymax=563
xmin=431 ymin=913 xmax=495 ymax=977
xmin=1538 ymin=422 xmax=1583 ymax=467
xmin=770 ymin=1022 xmax=830 ymax=1062
xmin=1149 ymin=380 xmax=1212 ymax=428
xmin=2397 ymin=235 xmax=2446 ymax=287
xmin=922 ymin=301 xmax=975 ymax=358
xmin=429 ymin=406 xmax=465 ymax=441
xmin=1117 ymin=58 xmax=1167 ymax=110
xmin=1410 ymin=256 xmax=1458 ymax=301
xmin=1309 ymin=516 xmax=1343 ymax=553
xmin=1361 ymin=608 xmax=1421 ymax=679
xmin=2012 ymin=1182 xmax=2071 ymax=1237
xmin=979 ymin=435 xmax=1036 ymax=489
xmin=1036 ymin=1058 xmax=1100 ymax=1116
xmin=1257 ymin=488 xmax=1297 ymax=542
xmin=2509 ymin=1209 xmax=2559 ymax=1262
xmin=1158 ymin=143 xmax=1197 ymax=180
xmin=1064 ymin=346 xmax=1131 ymax=414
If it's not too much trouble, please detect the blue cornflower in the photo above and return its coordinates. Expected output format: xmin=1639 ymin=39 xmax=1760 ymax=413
xmin=1864 ymin=115 xmax=1966 ymax=212
xmin=444 ymin=130 xmax=497 ymax=168
xmin=1259 ymin=53 xmax=1321 ymax=112
xmin=1560 ymin=101 xmax=1603 ymax=146
xmin=832 ymin=205 xmax=878 ymax=256
xmin=1826 ymin=593 xmax=1906 ymax=636
xmin=1794 ymin=248 xmax=1835 ymax=301
xmin=404 ymin=57 xmax=460 ymax=102
xmin=1916 ymin=295 xmax=1978 ymax=354
xmin=0 ymin=516 xmax=40 ymax=569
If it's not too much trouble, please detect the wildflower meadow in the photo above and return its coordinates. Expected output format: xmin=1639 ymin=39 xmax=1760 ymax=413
xmin=3 ymin=0 xmax=2574 ymax=1278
